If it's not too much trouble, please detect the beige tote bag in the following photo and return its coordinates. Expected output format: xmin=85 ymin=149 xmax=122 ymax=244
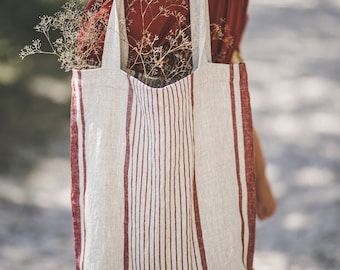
xmin=70 ymin=0 xmax=256 ymax=269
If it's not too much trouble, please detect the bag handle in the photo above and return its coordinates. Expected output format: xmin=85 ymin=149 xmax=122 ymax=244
xmin=101 ymin=0 xmax=212 ymax=72
xmin=190 ymin=0 xmax=212 ymax=71
xmin=101 ymin=0 xmax=127 ymax=70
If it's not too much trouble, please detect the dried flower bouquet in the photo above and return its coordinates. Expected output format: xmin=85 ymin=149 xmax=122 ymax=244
xmin=20 ymin=0 xmax=108 ymax=71
xmin=20 ymin=0 xmax=230 ymax=87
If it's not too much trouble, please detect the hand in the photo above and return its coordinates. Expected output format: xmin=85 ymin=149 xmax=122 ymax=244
xmin=256 ymin=177 xmax=277 ymax=220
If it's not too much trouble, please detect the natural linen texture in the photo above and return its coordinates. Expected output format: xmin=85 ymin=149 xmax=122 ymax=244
xmin=70 ymin=0 xmax=256 ymax=269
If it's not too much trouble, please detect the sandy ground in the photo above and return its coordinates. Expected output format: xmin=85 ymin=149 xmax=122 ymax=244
xmin=0 ymin=0 xmax=339 ymax=269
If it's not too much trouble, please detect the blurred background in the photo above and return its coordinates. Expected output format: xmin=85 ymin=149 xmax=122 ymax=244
xmin=0 ymin=0 xmax=339 ymax=269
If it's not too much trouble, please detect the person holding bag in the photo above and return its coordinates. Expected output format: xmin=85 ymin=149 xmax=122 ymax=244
xmin=71 ymin=0 xmax=276 ymax=269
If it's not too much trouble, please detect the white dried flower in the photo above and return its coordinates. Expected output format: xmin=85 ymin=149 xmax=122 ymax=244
xmin=20 ymin=0 xmax=106 ymax=71
xmin=34 ymin=16 xmax=54 ymax=33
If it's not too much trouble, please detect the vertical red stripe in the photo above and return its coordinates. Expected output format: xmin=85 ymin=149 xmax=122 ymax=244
xmin=142 ymin=85 xmax=149 ymax=269
xmin=136 ymin=81 xmax=146 ymax=270
xmin=162 ymin=88 xmax=168 ymax=270
xmin=239 ymin=63 xmax=256 ymax=270
xmin=166 ymin=87 xmax=174 ymax=269
xmin=180 ymin=79 xmax=190 ymax=270
xmin=190 ymin=74 xmax=199 ymax=270
xmin=176 ymin=82 xmax=183 ymax=269
xmin=191 ymin=226 xmax=199 ymax=270
xmin=144 ymin=86 xmax=153 ymax=270
xmin=134 ymin=81 xmax=141 ymax=269
xmin=132 ymin=82 xmax=138 ymax=268
xmin=143 ymin=84 xmax=148 ymax=269
xmin=138 ymin=84 xmax=144 ymax=268
xmin=124 ymin=76 xmax=134 ymax=270
xmin=186 ymin=78 xmax=194 ymax=270
xmin=150 ymin=88 xmax=157 ymax=270
xmin=177 ymin=80 xmax=185 ymax=268
xmin=156 ymin=90 xmax=162 ymax=270
xmin=70 ymin=74 xmax=81 ymax=270
xmin=192 ymin=174 xmax=208 ymax=270
xmin=170 ymin=84 xmax=179 ymax=269
xmin=77 ymin=71 xmax=87 ymax=270
xmin=130 ymin=78 xmax=140 ymax=270
xmin=140 ymin=82 xmax=145 ymax=269
xmin=191 ymin=74 xmax=208 ymax=270
xmin=229 ymin=65 xmax=246 ymax=267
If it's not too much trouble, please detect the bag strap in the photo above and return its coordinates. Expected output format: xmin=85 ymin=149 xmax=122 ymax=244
xmin=194 ymin=0 xmax=212 ymax=70
xmin=101 ymin=0 xmax=212 ymax=72
xmin=101 ymin=0 xmax=127 ymax=70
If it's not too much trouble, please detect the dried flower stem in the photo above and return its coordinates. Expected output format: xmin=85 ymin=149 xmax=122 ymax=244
xmin=124 ymin=0 xmax=193 ymax=87
xmin=20 ymin=0 xmax=107 ymax=71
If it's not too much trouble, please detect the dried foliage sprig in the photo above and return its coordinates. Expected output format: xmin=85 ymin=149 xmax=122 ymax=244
xmin=20 ymin=0 xmax=107 ymax=71
xmin=124 ymin=0 xmax=193 ymax=87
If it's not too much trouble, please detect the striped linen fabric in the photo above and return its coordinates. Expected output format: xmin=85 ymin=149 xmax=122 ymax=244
xmin=124 ymin=75 xmax=206 ymax=269
xmin=70 ymin=0 xmax=256 ymax=269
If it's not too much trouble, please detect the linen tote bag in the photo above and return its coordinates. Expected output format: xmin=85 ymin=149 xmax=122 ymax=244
xmin=70 ymin=0 xmax=256 ymax=269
